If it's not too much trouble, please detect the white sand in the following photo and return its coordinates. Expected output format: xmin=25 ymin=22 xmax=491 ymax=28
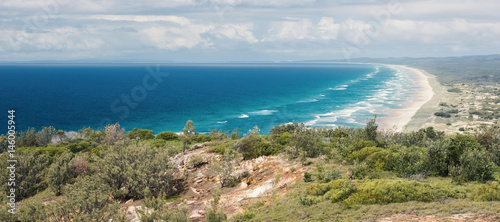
xmin=378 ymin=65 xmax=434 ymax=132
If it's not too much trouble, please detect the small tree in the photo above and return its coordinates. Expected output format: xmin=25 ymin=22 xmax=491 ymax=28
xmin=104 ymin=123 xmax=125 ymax=145
xmin=48 ymin=152 xmax=74 ymax=195
xmin=365 ymin=115 xmax=378 ymax=141
xmin=211 ymin=148 xmax=242 ymax=188
xmin=180 ymin=120 xmax=195 ymax=152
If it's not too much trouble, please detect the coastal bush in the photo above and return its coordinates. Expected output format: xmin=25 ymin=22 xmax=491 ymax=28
xmin=211 ymin=148 xmax=242 ymax=188
xmin=434 ymin=111 xmax=451 ymax=118
xmin=448 ymin=134 xmax=481 ymax=167
xmin=138 ymin=190 xmax=189 ymax=222
xmin=48 ymin=152 xmax=74 ymax=195
xmin=92 ymin=143 xmax=175 ymax=199
xmin=425 ymin=139 xmax=451 ymax=176
xmin=59 ymin=175 xmax=125 ymax=221
xmin=271 ymin=131 xmax=291 ymax=146
xmin=469 ymin=182 xmax=500 ymax=201
xmin=348 ymin=163 xmax=370 ymax=180
xmin=0 ymin=149 xmax=50 ymax=201
xmin=346 ymin=146 xmax=383 ymax=163
xmin=448 ymin=88 xmax=462 ymax=93
xmin=104 ymin=123 xmax=125 ymax=145
xmin=149 ymin=138 xmax=167 ymax=148
xmin=343 ymin=179 xmax=464 ymax=205
xmin=450 ymin=148 xmax=495 ymax=183
xmin=393 ymin=146 xmax=429 ymax=178
xmin=269 ymin=121 xmax=302 ymax=136
xmin=364 ymin=116 xmax=378 ymax=141
xmin=316 ymin=167 xmax=342 ymax=183
xmin=206 ymin=191 xmax=227 ymax=222
xmin=193 ymin=134 xmax=212 ymax=143
xmin=287 ymin=130 xmax=323 ymax=158
xmin=339 ymin=139 xmax=377 ymax=158
xmin=209 ymin=129 xmax=229 ymax=141
xmin=127 ymin=128 xmax=155 ymax=140
xmin=156 ymin=131 xmax=179 ymax=141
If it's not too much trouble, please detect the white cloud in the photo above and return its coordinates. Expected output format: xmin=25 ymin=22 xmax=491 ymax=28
xmin=87 ymin=15 xmax=192 ymax=26
xmin=263 ymin=17 xmax=340 ymax=42
xmin=209 ymin=23 xmax=258 ymax=43
xmin=138 ymin=24 xmax=214 ymax=50
xmin=318 ymin=17 xmax=340 ymax=40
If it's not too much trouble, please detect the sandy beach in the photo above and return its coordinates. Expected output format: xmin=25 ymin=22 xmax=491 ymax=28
xmin=378 ymin=65 xmax=435 ymax=132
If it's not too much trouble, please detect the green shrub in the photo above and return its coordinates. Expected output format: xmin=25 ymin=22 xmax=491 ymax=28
xmin=447 ymin=88 xmax=462 ymax=93
xmin=156 ymin=131 xmax=179 ymax=141
xmin=211 ymin=140 xmax=236 ymax=154
xmin=304 ymin=172 xmax=313 ymax=182
xmin=209 ymin=129 xmax=229 ymax=141
xmin=58 ymin=175 xmax=125 ymax=221
xmin=344 ymin=179 xmax=464 ymax=205
xmin=271 ymin=132 xmax=291 ymax=146
xmin=0 ymin=149 xmax=50 ymax=201
xmin=469 ymin=182 xmax=500 ymax=201
xmin=193 ymin=134 xmax=212 ymax=143
xmin=316 ymin=168 xmax=342 ymax=183
xmin=451 ymin=148 xmax=495 ymax=183
xmin=348 ymin=163 xmax=370 ymax=180
xmin=138 ymin=192 xmax=190 ymax=222
xmin=394 ymin=146 xmax=428 ymax=178
xmin=448 ymin=134 xmax=481 ymax=167
xmin=347 ymin=146 xmax=383 ymax=163
xmin=339 ymin=139 xmax=377 ymax=158
xmin=434 ymin=111 xmax=451 ymax=118
xmin=48 ymin=152 xmax=74 ymax=195
xmin=287 ymin=130 xmax=323 ymax=158
xmin=425 ymin=140 xmax=450 ymax=176
xmin=127 ymin=128 xmax=155 ymax=140
xmin=206 ymin=191 xmax=227 ymax=222
xmin=149 ymin=139 xmax=167 ymax=148
xmin=92 ymin=143 xmax=175 ymax=199
xmin=68 ymin=143 xmax=84 ymax=153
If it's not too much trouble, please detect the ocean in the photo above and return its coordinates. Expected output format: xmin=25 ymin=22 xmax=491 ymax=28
xmin=0 ymin=63 xmax=418 ymax=135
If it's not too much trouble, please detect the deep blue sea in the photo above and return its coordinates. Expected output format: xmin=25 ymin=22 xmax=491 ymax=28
xmin=0 ymin=63 xmax=418 ymax=135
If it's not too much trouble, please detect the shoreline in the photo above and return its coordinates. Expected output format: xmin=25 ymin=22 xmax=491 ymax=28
xmin=377 ymin=65 xmax=436 ymax=132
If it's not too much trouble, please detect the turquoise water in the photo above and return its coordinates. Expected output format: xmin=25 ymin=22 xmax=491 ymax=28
xmin=0 ymin=63 xmax=418 ymax=134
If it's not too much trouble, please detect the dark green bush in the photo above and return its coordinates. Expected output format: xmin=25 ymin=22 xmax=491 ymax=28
xmin=0 ymin=149 xmax=50 ymax=200
xmin=193 ymin=134 xmax=212 ymax=143
xmin=127 ymin=128 xmax=155 ymax=140
xmin=393 ymin=146 xmax=428 ymax=178
xmin=434 ymin=111 xmax=451 ymax=118
xmin=92 ymin=143 xmax=175 ymax=199
xmin=451 ymin=148 xmax=495 ymax=183
xmin=425 ymin=140 xmax=450 ymax=176
xmin=48 ymin=152 xmax=74 ymax=195
xmin=304 ymin=172 xmax=313 ymax=182
xmin=156 ymin=131 xmax=179 ymax=141
xmin=448 ymin=134 xmax=481 ymax=167
xmin=271 ymin=132 xmax=291 ymax=146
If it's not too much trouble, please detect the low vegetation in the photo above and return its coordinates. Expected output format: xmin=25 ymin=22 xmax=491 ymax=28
xmin=0 ymin=118 xmax=499 ymax=221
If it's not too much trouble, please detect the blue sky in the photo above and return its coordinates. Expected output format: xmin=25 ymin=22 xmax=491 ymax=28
xmin=1 ymin=0 xmax=500 ymax=62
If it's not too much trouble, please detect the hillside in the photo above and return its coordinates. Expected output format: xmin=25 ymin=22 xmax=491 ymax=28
xmin=1 ymin=120 xmax=499 ymax=221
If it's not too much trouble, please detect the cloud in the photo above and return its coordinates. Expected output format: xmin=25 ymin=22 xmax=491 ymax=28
xmin=87 ymin=15 xmax=192 ymax=26
xmin=208 ymin=23 xmax=258 ymax=43
xmin=263 ymin=17 xmax=339 ymax=42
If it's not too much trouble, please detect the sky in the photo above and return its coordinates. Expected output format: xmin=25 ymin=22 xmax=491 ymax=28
xmin=1 ymin=0 xmax=500 ymax=62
